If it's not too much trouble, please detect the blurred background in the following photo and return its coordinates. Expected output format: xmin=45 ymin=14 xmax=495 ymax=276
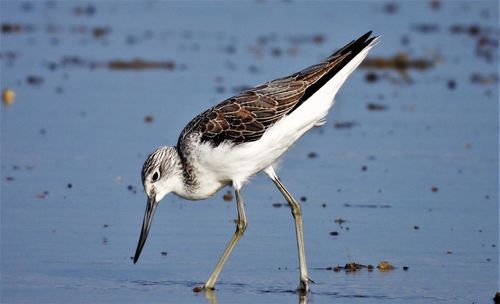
xmin=1 ymin=1 xmax=498 ymax=303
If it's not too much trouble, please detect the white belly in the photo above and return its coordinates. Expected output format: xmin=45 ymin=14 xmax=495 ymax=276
xmin=193 ymin=96 xmax=334 ymax=192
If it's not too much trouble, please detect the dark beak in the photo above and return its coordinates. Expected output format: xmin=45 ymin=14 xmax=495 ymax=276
xmin=133 ymin=196 xmax=158 ymax=264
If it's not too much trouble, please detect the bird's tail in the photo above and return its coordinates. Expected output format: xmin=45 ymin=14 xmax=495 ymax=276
xmin=289 ymin=31 xmax=379 ymax=114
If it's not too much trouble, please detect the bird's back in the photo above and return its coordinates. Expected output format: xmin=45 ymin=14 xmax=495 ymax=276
xmin=178 ymin=32 xmax=377 ymax=150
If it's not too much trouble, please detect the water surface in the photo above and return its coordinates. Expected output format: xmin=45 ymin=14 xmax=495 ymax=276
xmin=1 ymin=1 xmax=498 ymax=303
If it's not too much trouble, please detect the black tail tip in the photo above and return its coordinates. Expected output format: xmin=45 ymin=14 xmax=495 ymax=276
xmin=360 ymin=31 xmax=374 ymax=41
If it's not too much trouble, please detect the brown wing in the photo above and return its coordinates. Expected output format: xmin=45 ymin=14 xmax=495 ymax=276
xmin=179 ymin=80 xmax=308 ymax=147
xmin=178 ymin=31 xmax=376 ymax=150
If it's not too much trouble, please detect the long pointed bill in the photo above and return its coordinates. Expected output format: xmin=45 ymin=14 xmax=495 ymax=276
xmin=133 ymin=196 xmax=158 ymax=264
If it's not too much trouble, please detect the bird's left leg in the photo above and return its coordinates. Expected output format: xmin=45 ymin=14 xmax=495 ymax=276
xmin=265 ymin=166 xmax=313 ymax=292
xmin=203 ymin=187 xmax=247 ymax=290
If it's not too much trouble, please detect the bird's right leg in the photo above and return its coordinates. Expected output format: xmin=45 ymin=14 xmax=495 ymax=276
xmin=202 ymin=187 xmax=247 ymax=290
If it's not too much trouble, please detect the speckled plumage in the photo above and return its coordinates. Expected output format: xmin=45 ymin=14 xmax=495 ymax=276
xmin=178 ymin=31 xmax=376 ymax=150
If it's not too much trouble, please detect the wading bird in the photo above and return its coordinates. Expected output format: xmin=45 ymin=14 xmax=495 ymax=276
xmin=133 ymin=31 xmax=378 ymax=292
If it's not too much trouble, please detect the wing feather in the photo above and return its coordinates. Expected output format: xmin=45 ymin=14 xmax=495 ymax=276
xmin=178 ymin=31 xmax=377 ymax=151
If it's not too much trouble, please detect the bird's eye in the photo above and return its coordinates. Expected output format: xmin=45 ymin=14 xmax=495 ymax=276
xmin=152 ymin=171 xmax=159 ymax=182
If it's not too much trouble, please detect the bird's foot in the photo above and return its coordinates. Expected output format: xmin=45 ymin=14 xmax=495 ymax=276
xmin=193 ymin=284 xmax=215 ymax=293
xmin=296 ymin=276 xmax=315 ymax=293
xmin=193 ymin=286 xmax=218 ymax=304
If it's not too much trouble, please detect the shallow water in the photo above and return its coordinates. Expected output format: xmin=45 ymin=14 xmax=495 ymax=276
xmin=1 ymin=1 xmax=498 ymax=303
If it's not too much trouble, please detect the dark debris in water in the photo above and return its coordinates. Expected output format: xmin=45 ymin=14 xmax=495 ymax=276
xmin=26 ymin=75 xmax=44 ymax=85
xmin=1 ymin=23 xmax=25 ymax=34
xmin=272 ymin=203 xmax=285 ymax=208
xmin=334 ymin=121 xmax=357 ymax=129
xmin=361 ymin=53 xmax=436 ymax=82
xmin=323 ymin=262 xmax=386 ymax=273
xmin=343 ymin=203 xmax=391 ymax=208
xmin=411 ymin=23 xmax=440 ymax=33
xmin=144 ymin=115 xmax=154 ymax=124
xmin=222 ymin=190 xmax=233 ymax=202
xmin=365 ymin=72 xmax=379 ymax=83
xmin=323 ymin=262 xmax=398 ymax=273
xmin=430 ymin=0 xmax=441 ymax=10
xmin=193 ymin=286 xmax=203 ymax=293
xmin=108 ymin=59 xmax=176 ymax=70
xmin=307 ymin=152 xmax=318 ymax=159
xmin=447 ymin=79 xmax=457 ymax=90
xmin=248 ymin=32 xmax=325 ymax=59
xmin=37 ymin=191 xmax=49 ymax=199
xmin=127 ymin=185 xmax=137 ymax=194
xmin=334 ymin=218 xmax=346 ymax=225
xmin=383 ymin=2 xmax=399 ymax=14
xmin=288 ymin=33 xmax=325 ymax=46
xmin=2 ymin=21 xmax=113 ymax=43
xmin=450 ymin=24 xmax=499 ymax=62
xmin=73 ymin=4 xmax=96 ymax=17
xmin=470 ymin=73 xmax=498 ymax=85
xmin=333 ymin=217 xmax=350 ymax=231
xmin=92 ymin=26 xmax=110 ymax=38
xmin=48 ymin=56 xmax=178 ymax=72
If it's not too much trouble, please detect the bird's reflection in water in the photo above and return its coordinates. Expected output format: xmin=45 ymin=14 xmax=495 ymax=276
xmin=298 ymin=290 xmax=308 ymax=304
xmin=203 ymin=289 xmax=217 ymax=304
xmin=202 ymin=288 xmax=308 ymax=304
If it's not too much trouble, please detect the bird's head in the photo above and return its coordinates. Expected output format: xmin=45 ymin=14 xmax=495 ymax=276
xmin=133 ymin=146 xmax=182 ymax=264
xmin=141 ymin=146 xmax=182 ymax=202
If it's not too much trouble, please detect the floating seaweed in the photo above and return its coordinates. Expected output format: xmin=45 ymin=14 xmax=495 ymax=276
xmin=377 ymin=261 xmax=395 ymax=271
xmin=324 ymin=262 xmax=374 ymax=273
xmin=2 ymin=88 xmax=15 ymax=106
xmin=108 ymin=59 xmax=176 ymax=70
xmin=360 ymin=52 xmax=435 ymax=82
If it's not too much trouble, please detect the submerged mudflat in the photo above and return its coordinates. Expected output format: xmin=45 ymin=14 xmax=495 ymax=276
xmin=1 ymin=1 xmax=498 ymax=303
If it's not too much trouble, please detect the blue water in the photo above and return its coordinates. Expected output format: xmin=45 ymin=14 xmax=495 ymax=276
xmin=1 ymin=1 xmax=498 ymax=303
